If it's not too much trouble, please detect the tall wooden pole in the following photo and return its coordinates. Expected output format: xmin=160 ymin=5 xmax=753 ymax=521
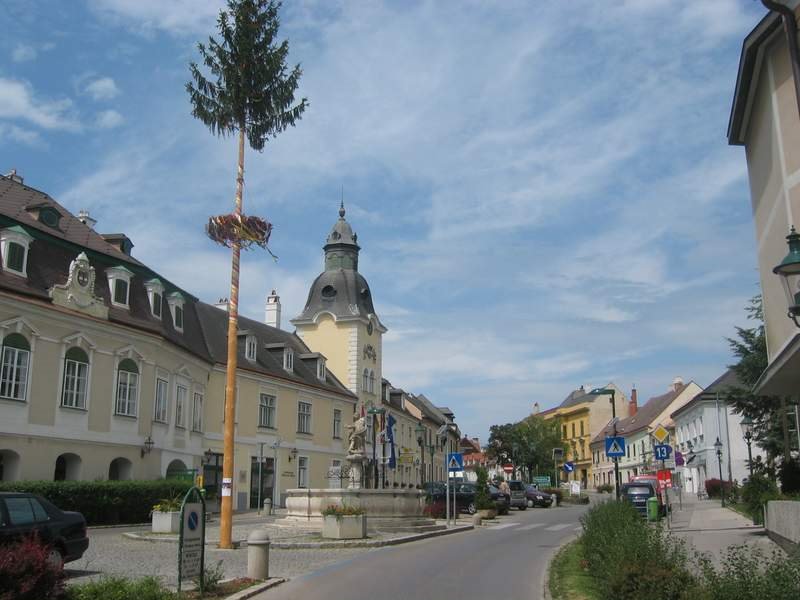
xmin=219 ymin=129 xmax=246 ymax=549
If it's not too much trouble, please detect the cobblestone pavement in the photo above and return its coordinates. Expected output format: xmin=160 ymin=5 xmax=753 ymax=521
xmin=65 ymin=517 xmax=397 ymax=588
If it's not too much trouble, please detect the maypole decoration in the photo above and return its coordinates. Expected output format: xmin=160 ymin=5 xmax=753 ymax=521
xmin=206 ymin=214 xmax=277 ymax=257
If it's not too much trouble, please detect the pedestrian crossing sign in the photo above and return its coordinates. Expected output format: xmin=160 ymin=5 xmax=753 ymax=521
xmin=605 ymin=436 xmax=626 ymax=458
xmin=447 ymin=452 xmax=464 ymax=472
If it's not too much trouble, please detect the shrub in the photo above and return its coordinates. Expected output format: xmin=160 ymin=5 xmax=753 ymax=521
xmin=696 ymin=544 xmax=800 ymax=600
xmin=320 ymin=504 xmax=365 ymax=517
xmin=596 ymin=483 xmax=614 ymax=493
xmin=542 ymin=487 xmax=563 ymax=505
xmin=0 ymin=480 xmax=193 ymax=525
xmin=65 ymin=576 xmax=177 ymax=600
xmin=740 ymin=474 xmax=780 ymax=524
xmin=704 ymin=478 xmax=732 ymax=499
xmin=779 ymin=459 xmax=800 ymax=495
xmin=473 ymin=466 xmax=494 ymax=510
xmin=423 ymin=500 xmax=445 ymax=519
xmin=0 ymin=535 xmax=65 ymax=600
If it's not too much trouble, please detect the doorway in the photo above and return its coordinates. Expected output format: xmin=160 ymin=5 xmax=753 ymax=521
xmin=249 ymin=456 xmax=274 ymax=509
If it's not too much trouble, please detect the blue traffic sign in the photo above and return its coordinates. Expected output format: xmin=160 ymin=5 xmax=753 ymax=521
xmin=654 ymin=444 xmax=672 ymax=461
xmin=447 ymin=452 xmax=464 ymax=472
xmin=187 ymin=510 xmax=199 ymax=531
xmin=605 ymin=436 xmax=626 ymax=458
xmin=563 ymin=461 xmax=575 ymax=473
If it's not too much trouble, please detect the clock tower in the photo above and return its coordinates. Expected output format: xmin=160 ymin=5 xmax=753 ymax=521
xmin=291 ymin=203 xmax=386 ymax=408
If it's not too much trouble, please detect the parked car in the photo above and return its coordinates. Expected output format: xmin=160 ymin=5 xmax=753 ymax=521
xmin=423 ymin=481 xmax=446 ymax=500
xmin=0 ymin=492 xmax=89 ymax=567
xmin=507 ymin=480 xmax=528 ymax=510
xmin=525 ymin=484 xmax=553 ymax=508
xmin=630 ymin=475 xmax=670 ymax=515
xmin=451 ymin=483 xmax=510 ymax=515
xmin=620 ymin=481 xmax=662 ymax=517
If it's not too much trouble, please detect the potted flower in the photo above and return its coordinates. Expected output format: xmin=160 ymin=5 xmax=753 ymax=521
xmin=321 ymin=504 xmax=367 ymax=539
xmin=151 ymin=496 xmax=182 ymax=533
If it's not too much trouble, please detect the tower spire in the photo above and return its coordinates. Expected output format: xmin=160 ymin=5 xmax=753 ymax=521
xmin=339 ymin=186 xmax=345 ymax=218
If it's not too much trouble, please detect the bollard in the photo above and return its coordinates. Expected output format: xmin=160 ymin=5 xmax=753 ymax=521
xmin=247 ymin=529 xmax=270 ymax=580
xmin=263 ymin=497 xmax=272 ymax=515
xmin=471 ymin=513 xmax=482 ymax=527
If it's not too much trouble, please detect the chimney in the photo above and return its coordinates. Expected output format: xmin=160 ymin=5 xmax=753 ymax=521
xmin=5 ymin=169 xmax=23 ymax=184
xmin=214 ymin=298 xmax=229 ymax=311
xmin=265 ymin=289 xmax=281 ymax=328
xmin=629 ymin=387 xmax=638 ymax=417
xmin=671 ymin=376 xmax=684 ymax=392
xmin=77 ymin=209 xmax=97 ymax=229
xmin=101 ymin=233 xmax=134 ymax=256
xmin=532 ymin=401 xmax=540 ymax=415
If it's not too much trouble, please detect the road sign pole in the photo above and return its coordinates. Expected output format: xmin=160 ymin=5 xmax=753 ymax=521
xmin=445 ymin=452 xmax=450 ymax=528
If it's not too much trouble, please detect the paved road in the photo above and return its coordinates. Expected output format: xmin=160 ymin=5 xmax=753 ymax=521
xmin=257 ymin=504 xmax=590 ymax=600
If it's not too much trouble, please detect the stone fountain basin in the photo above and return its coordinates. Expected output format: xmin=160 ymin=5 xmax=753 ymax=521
xmin=285 ymin=488 xmax=425 ymax=523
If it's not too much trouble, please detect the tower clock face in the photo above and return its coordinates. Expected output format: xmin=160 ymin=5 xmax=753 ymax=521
xmin=76 ymin=269 xmax=89 ymax=287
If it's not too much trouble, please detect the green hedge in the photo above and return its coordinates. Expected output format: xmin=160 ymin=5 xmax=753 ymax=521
xmin=0 ymin=480 xmax=193 ymax=525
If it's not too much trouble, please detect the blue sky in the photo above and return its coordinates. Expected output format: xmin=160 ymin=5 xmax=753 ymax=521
xmin=0 ymin=0 xmax=767 ymax=442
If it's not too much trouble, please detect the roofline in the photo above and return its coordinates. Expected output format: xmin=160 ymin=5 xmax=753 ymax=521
xmin=728 ymin=12 xmax=782 ymax=145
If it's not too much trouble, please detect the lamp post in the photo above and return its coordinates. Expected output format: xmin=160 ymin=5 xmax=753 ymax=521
xmin=415 ymin=423 xmax=426 ymax=487
xmin=714 ymin=437 xmax=725 ymax=507
xmin=589 ymin=387 xmax=620 ymax=500
xmin=740 ymin=417 xmax=755 ymax=477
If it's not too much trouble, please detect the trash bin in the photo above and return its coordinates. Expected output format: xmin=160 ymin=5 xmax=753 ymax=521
xmin=263 ymin=497 xmax=272 ymax=515
xmin=647 ymin=496 xmax=660 ymax=522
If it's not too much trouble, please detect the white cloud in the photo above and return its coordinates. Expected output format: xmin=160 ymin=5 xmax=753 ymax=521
xmin=88 ymin=0 xmax=224 ymax=35
xmin=12 ymin=44 xmax=36 ymax=62
xmin=95 ymin=109 xmax=124 ymax=129
xmin=0 ymin=124 xmax=42 ymax=147
xmin=85 ymin=77 xmax=120 ymax=101
xmin=0 ymin=78 xmax=79 ymax=130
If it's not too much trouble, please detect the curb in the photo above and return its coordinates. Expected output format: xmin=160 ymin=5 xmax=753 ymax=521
xmin=542 ymin=533 xmax=578 ymax=600
xmin=122 ymin=524 xmax=474 ymax=549
xmin=223 ymin=578 xmax=286 ymax=600
xmin=89 ymin=522 xmax=150 ymax=530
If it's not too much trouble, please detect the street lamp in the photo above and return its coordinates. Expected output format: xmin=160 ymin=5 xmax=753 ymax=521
xmin=415 ymin=423 xmax=426 ymax=487
xmin=714 ymin=437 xmax=725 ymax=507
xmin=740 ymin=416 xmax=755 ymax=477
xmin=140 ymin=435 xmax=154 ymax=458
xmin=773 ymin=226 xmax=800 ymax=327
xmin=588 ymin=387 xmax=620 ymax=500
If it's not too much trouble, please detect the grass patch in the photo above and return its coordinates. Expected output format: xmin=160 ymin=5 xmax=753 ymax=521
xmin=548 ymin=539 xmax=599 ymax=600
xmin=726 ymin=502 xmax=754 ymax=522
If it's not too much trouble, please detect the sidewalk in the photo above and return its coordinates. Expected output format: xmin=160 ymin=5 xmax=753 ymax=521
xmin=668 ymin=494 xmax=778 ymax=564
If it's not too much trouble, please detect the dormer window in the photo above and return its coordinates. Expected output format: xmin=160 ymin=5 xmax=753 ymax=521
xmin=283 ymin=347 xmax=294 ymax=372
xmin=317 ymin=357 xmax=326 ymax=381
xmin=245 ymin=335 xmax=257 ymax=361
xmin=106 ymin=266 xmax=133 ymax=309
xmin=1 ymin=226 xmax=33 ymax=277
xmin=144 ymin=279 xmax=164 ymax=319
xmin=25 ymin=204 xmax=62 ymax=230
xmin=167 ymin=292 xmax=185 ymax=332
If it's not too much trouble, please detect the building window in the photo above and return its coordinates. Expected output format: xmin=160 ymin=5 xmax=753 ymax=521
xmin=0 ymin=227 xmax=33 ymax=277
xmin=106 ymin=266 xmax=133 ymax=309
xmin=298 ymin=401 xmax=312 ymax=434
xmin=562 ymin=424 xmax=567 ymax=439
xmin=176 ymin=384 xmax=187 ymax=428
xmin=571 ymin=423 xmax=576 ymax=438
xmin=245 ymin=335 xmax=257 ymax=361
xmin=0 ymin=333 xmax=30 ymax=401
xmin=283 ymin=348 xmax=294 ymax=371
xmin=192 ymin=392 xmax=203 ymax=432
xmin=61 ymin=347 xmax=89 ymax=409
xmin=115 ymin=358 xmax=139 ymax=417
xmin=369 ymin=369 xmax=375 ymax=394
xmin=167 ymin=292 xmax=185 ymax=332
xmin=145 ymin=279 xmax=164 ymax=319
xmin=363 ymin=368 xmax=369 ymax=393
xmin=154 ymin=377 xmax=169 ymax=423
xmin=316 ymin=358 xmax=326 ymax=381
xmin=298 ymin=456 xmax=308 ymax=488
xmin=580 ymin=421 xmax=584 ymax=436
xmin=259 ymin=393 xmax=276 ymax=428
xmin=333 ymin=408 xmax=342 ymax=439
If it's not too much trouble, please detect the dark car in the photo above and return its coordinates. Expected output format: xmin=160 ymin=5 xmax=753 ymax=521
xmin=0 ymin=492 xmax=89 ymax=567
xmin=508 ymin=480 xmax=528 ymax=510
xmin=620 ymin=481 xmax=659 ymax=517
xmin=525 ymin=484 xmax=553 ymax=508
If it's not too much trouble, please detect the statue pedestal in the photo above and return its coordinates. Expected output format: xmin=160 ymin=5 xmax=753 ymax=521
xmin=347 ymin=453 xmax=364 ymax=489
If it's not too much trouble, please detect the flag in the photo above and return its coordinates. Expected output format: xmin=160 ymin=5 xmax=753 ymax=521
xmin=387 ymin=413 xmax=397 ymax=469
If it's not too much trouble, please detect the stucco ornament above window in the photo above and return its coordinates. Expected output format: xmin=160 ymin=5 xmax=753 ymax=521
xmin=49 ymin=252 xmax=108 ymax=319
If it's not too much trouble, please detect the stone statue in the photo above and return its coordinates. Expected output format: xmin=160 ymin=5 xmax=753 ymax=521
xmin=346 ymin=413 xmax=367 ymax=456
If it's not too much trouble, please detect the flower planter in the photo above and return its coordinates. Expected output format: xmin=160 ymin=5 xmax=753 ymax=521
xmin=477 ymin=508 xmax=497 ymax=520
xmin=151 ymin=510 xmax=181 ymax=533
xmin=322 ymin=514 xmax=367 ymax=539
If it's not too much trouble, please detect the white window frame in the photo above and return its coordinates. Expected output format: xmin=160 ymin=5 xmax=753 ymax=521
xmin=297 ymin=455 xmax=308 ymax=488
xmin=61 ymin=348 xmax=89 ymax=410
xmin=245 ymin=335 xmax=257 ymax=361
xmin=259 ymin=393 xmax=276 ymax=428
xmin=283 ymin=347 xmax=294 ymax=372
xmin=317 ymin=357 xmax=326 ymax=381
xmin=106 ymin=266 xmax=133 ymax=309
xmin=144 ymin=279 xmax=164 ymax=319
xmin=0 ymin=227 xmax=33 ymax=278
xmin=115 ymin=359 xmax=139 ymax=417
xmin=175 ymin=382 xmax=188 ymax=428
xmin=192 ymin=391 xmax=203 ymax=432
xmin=333 ymin=408 xmax=342 ymax=439
xmin=154 ymin=375 xmax=169 ymax=423
xmin=298 ymin=401 xmax=312 ymax=434
xmin=0 ymin=335 xmax=30 ymax=402
xmin=167 ymin=292 xmax=185 ymax=333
